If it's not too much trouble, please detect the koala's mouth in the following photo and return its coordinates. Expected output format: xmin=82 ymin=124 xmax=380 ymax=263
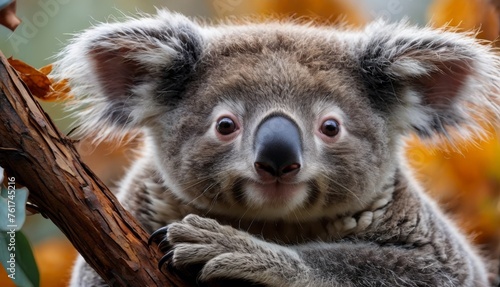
xmin=247 ymin=181 xmax=308 ymax=203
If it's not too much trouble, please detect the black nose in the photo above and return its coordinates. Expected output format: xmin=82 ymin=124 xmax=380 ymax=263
xmin=254 ymin=115 xmax=302 ymax=178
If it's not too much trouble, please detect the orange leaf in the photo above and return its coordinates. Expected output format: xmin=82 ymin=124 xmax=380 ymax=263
xmin=8 ymin=59 xmax=73 ymax=102
xmin=8 ymin=57 xmax=52 ymax=100
xmin=39 ymin=63 xmax=73 ymax=102
xmin=39 ymin=63 xmax=53 ymax=75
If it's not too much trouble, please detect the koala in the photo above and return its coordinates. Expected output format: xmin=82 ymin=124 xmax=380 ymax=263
xmin=54 ymin=10 xmax=500 ymax=287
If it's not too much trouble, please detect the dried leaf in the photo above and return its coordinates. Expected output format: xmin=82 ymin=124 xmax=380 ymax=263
xmin=39 ymin=63 xmax=73 ymax=101
xmin=43 ymin=80 xmax=73 ymax=102
xmin=39 ymin=63 xmax=53 ymax=75
xmin=8 ymin=58 xmax=52 ymax=100
xmin=8 ymin=59 xmax=73 ymax=102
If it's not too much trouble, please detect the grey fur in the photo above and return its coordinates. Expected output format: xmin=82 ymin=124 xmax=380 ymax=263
xmin=55 ymin=10 xmax=500 ymax=287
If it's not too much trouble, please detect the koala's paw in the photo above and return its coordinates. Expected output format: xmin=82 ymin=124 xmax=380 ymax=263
xmin=149 ymin=214 xmax=309 ymax=286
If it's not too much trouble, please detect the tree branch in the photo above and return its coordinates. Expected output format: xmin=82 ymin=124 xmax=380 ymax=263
xmin=0 ymin=51 xmax=190 ymax=286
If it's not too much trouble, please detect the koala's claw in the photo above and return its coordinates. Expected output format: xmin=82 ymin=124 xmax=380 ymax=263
xmin=158 ymin=249 xmax=174 ymax=271
xmin=148 ymin=226 xmax=169 ymax=245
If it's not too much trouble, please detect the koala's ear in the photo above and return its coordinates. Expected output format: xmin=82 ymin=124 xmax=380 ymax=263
xmin=53 ymin=11 xmax=204 ymax=138
xmin=357 ymin=21 xmax=500 ymax=140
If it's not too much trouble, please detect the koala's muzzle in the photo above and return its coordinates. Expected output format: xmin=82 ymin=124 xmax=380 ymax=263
xmin=254 ymin=115 xmax=302 ymax=179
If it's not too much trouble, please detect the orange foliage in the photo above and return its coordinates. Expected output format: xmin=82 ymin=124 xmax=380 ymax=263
xmin=77 ymin=137 xmax=141 ymax=187
xmin=404 ymin=0 xmax=500 ymax=256
xmin=406 ymin=133 xmax=500 ymax=247
xmin=8 ymin=59 xmax=72 ymax=102
xmin=231 ymin=0 xmax=367 ymax=26
xmin=429 ymin=0 xmax=499 ymax=41
xmin=8 ymin=58 xmax=52 ymax=100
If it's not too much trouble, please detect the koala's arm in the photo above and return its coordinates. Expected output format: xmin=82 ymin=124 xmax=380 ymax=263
xmin=294 ymin=242 xmax=472 ymax=287
xmin=293 ymin=190 xmax=487 ymax=287
xmin=156 ymin=182 xmax=488 ymax=287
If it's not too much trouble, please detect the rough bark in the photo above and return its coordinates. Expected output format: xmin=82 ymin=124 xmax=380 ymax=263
xmin=0 ymin=52 xmax=189 ymax=286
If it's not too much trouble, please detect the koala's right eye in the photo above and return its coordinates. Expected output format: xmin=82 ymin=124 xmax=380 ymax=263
xmin=216 ymin=116 xmax=238 ymax=136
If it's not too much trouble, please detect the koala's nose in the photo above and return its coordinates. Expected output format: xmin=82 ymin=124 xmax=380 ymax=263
xmin=254 ymin=115 xmax=302 ymax=179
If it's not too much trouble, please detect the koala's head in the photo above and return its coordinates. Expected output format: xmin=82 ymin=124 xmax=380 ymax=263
xmin=55 ymin=11 xmax=500 ymax=221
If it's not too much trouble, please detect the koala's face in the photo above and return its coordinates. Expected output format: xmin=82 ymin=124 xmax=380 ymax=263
xmin=152 ymin=39 xmax=392 ymax=219
xmin=56 ymin=11 xmax=500 ymax=220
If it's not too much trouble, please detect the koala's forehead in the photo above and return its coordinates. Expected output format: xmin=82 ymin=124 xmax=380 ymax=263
xmin=187 ymin=27 xmax=361 ymax=113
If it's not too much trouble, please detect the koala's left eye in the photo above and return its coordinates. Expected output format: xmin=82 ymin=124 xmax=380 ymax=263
xmin=216 ymin=117 xmax=238 ymax=135
xmin=320 ymin=119 xmax=340 ymax=137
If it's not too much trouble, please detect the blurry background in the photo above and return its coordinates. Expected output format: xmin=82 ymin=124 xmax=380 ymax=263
xmin=1 ymin=0 xmax=499 ymax=286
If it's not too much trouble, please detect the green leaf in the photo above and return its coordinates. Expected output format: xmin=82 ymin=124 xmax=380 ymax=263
xmin=0 ymin=231 xmax=40 ymax=287
xmin=0 ymin=168 xmax=29 ymax=232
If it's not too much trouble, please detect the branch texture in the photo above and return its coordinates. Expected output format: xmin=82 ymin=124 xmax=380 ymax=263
xmin=0 ymin=51 xmax=189 ymax=286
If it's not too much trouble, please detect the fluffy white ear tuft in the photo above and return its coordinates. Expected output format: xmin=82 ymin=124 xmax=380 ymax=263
xmin=357 ymin=20 xmax=500 ymax=142
xmin=52 ymin=10 xmax=205 ymax=141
